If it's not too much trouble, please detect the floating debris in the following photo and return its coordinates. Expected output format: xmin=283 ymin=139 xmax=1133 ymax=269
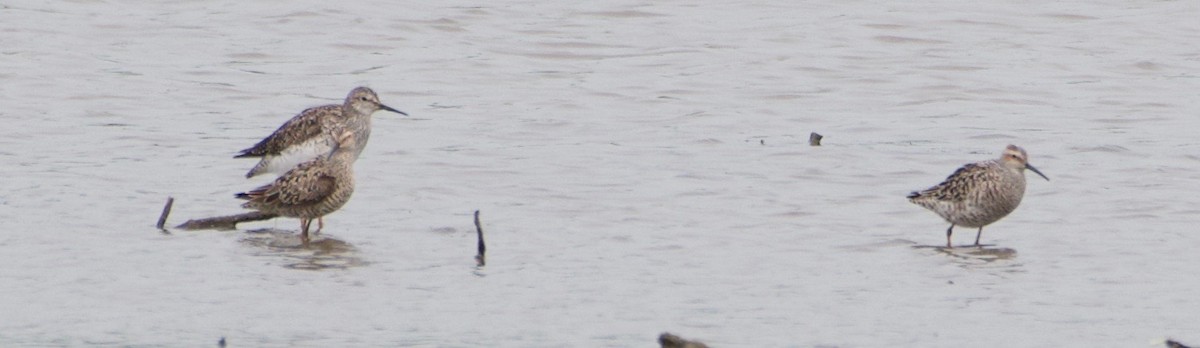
xmin=659 ymin=332 xmax=709 ymax=348
xmin=175 ymin=211 xmax=279 ymax=231
xmin=474 ymin=210 xmax=486 ymax=267
xmin=156 ymin=197 xmax=174 ymax=231
xmin=157 ymin=196 xmax=280 ymax=231
xmin=809 ymin=132 xmax=823 ymax=146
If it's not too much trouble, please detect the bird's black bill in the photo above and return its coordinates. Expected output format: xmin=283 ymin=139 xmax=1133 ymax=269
xmin=1027 ymin=163 xmax=1049 ymax=181
xmin=379 ymin=104 xmax=408 ymax=116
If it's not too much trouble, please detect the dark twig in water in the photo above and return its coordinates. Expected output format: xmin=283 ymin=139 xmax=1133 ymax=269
xmin=176 ymin=211 xmax=278 ymax=231
xmin=1167 ymin=339 xmax=1193 ymax=348
xmin=809 ymin=132 xmax=823 ymax=146
xmin=474 ymin=210 xmax=486 ymax=267
xmin=659 ymin=332 xmax=709 ymax=348
xmin=157 ymin=197 xmax=175 ymax=231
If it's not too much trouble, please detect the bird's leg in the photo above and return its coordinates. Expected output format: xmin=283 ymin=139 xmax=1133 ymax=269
xmin=300 ymin=218 xmax=312 ymax=245
xmin=315 ymin=217 xmax=324 ymax=234
xmin=945 ymin=225 xmax=955 ymax=248
xmin=974 ymin=227 xmax=984 ymax=247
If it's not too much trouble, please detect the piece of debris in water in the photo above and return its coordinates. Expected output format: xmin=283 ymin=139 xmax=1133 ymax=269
xmin=659 ymin=332 xmax=709 ymax=348
xmin=474 ymin=210 xmax=486 ymax=267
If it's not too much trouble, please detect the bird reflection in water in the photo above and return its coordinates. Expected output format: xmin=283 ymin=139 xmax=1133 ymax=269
xmin=911 ymin=243 xmax=1018 ymax=267
xmin=240 ymin=228 xmax=366 ymax=270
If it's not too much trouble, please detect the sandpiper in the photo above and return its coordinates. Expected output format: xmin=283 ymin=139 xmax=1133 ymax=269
xmin=908 ymin=145 xmax=1049 ymax=248
xmin=235 ymin=87 xmax=406 ymax=178
xmin=236 ymin=131 xmax=359 ymax=244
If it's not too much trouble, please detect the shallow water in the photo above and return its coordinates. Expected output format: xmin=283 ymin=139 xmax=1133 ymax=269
xmin=3 ymin=0 xmax=1199 ymax=346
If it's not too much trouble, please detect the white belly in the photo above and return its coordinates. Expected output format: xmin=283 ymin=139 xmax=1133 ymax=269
xmin=261 ymin=139 xmax=334 ymax=175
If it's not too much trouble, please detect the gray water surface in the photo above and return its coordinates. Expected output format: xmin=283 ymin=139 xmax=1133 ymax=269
xmin=2 ymin=1 xmax=1199 ymax=346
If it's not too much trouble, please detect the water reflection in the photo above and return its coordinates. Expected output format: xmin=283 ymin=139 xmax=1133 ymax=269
xmin=240 ymin=228 xmax=366 ymax=270
xmin=913 ymin=243 xmax=1019 ymax=269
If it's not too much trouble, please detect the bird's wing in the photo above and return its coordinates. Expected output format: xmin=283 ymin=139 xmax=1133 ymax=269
xmin=235 ymin=105 xmax=340 ymax=158
xmin=911 ymin=162 xmax=988 ymax=202
xmin=267 ymin=163 xmax=338 ymax=206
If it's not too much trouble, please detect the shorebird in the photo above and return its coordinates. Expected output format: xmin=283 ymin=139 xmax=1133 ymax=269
xmin=235 ymin=87 xmax=406 ymax=179
xmin=908 ymin=145 xmax=1049 ymax=248
xmin=236 ymin=131 xmax=359 ymax=244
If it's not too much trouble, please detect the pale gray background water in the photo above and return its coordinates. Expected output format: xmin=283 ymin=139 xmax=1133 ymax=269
xmin=2 ymin=1 xmax=1198 ymax=347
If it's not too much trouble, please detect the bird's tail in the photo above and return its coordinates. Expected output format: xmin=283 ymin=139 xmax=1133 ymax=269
xmin=233 ymin=150 xmax=258 ymax=159
xmin=243 ymin=160 xmax=270 ymax=178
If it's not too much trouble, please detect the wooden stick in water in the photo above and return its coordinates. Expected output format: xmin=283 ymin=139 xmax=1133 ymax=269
xmin=474 ymin=210 xmax=486 ymax=267
xmin=156 ymin=197 xmax=175 ymax=230
xmin=156 ymin=196 xmax=277 ymax=231
xmin=176 ymin=211 xmax=278 ymax=231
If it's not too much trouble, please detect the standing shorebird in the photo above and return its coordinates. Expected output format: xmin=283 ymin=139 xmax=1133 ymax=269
xmin=235 ymin=86 xmax=406 ymax=178
xmin=908 ymin=145 xmax=1049 ymax=248
xmin=236 ymin=131 xmax=359 ymax=244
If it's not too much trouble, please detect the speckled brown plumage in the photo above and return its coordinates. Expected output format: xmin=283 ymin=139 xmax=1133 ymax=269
xmin=235 ymin=87 xmax=406 ymax=178
xmin=908 ymin=145 xmax=1049 ymax=247
xmin=235 ymin=105 xmax=340 ymax=159
xmin=236 ymin=131 xmax=359 ymax=243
